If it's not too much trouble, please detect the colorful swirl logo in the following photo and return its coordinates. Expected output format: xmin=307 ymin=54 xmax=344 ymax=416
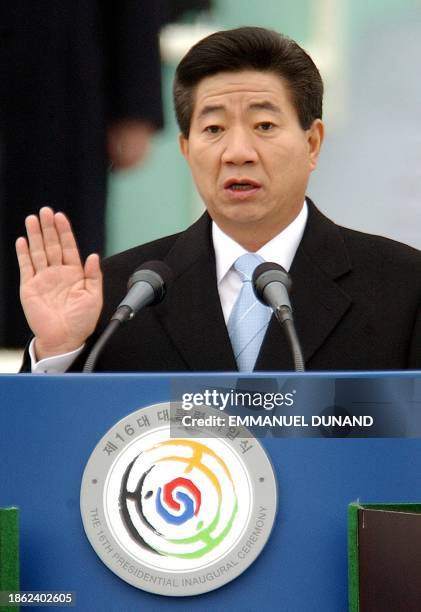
xmin=118 ymin=439 xmax=239 ymax=560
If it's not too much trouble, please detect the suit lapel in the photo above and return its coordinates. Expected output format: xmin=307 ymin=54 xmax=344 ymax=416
xmin=256 ymin=200 xmax=353 ymax=370
xmin=154 ymin=213 xmax=237 ymax=371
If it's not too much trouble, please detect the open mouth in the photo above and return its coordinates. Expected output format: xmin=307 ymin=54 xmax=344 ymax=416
xmin=229 ymin=183 xmax=256 ymax=191
xmin=224 ymin=179 xmax=261 ymax=192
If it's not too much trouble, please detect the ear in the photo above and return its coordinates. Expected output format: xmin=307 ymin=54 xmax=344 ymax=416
xmin=179 ymin=133 xmax=189 ymax=160
xmin=307 ymin=119 xmax=324 ymax=170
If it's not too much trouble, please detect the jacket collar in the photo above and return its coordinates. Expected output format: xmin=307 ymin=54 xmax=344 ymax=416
xmin=156 ymin=213 xmax=237 ymax=371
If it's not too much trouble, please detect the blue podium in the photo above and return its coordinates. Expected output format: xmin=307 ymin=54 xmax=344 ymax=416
xmin=1 ymin=372 xmax=421 ymax=611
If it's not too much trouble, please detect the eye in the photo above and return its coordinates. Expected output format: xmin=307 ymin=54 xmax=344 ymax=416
xmin=204 ymin=125 xmax=223 ymax=135
xmin=257 ymin=122 xmax=275 ymax=131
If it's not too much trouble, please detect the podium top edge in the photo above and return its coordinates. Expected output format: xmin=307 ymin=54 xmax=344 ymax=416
xmin=2 ymin=370 xmax=421 ymax=380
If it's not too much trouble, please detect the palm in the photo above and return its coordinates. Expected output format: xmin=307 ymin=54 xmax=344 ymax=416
xmin=16 ymin=208 xmax=103 ymax=358
xmin=20 ymin=264 xmax=101 ymax=349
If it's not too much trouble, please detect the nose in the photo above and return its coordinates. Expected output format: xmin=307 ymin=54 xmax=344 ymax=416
xmin=221 ymin=127 xmax=258 ymax=165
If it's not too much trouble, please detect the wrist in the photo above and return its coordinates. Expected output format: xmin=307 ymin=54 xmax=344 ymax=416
xmin=34 ymin=338 xmax=85 ymax=361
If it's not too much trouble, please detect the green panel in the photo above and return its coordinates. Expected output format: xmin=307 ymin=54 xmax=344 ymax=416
xmin=348 ymin=503 xmax=360 ymax=612
xmin=214 ymin=0 xmax=311 ymax=41
xmin=0 ymin=507 xmax=19 ymax=612
xmin=106 ymin=64 xmax=194 ymax=256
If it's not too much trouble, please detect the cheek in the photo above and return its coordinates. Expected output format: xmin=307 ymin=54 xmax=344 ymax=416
xmin=188 ymin=157 xmax=217 ymax=202
xmin=282 ymin=144 xmax=311 ymax=177
xmin=191 ymin=149 xmax=219 ymax=181
xmin=265 ymin=136 xmax=305 ymax=164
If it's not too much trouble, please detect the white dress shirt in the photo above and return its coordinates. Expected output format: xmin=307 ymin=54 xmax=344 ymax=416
xmin=213 ymin=201 xmax=308 ymax=322
xmin=30 ymin=201 xmax=308 ymax=372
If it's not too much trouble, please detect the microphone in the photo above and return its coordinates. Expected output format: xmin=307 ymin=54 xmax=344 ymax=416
xmin=112 ymin=260 xmax=173 ymax=323
xmin=83 ymin=260 xmax=173 ymax=372
xmin=253 ymin=262 xmax=292 ymax=322
xmin=252 ymin=262 xmax=305 ymax=372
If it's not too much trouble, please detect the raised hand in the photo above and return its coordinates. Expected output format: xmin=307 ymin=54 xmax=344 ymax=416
xmin=16 ymin=207 xmax=103 ymax=360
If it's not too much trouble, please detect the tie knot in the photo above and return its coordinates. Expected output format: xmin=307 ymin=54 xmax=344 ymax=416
xmin=234 ymin=253 xmax=265 ymax=282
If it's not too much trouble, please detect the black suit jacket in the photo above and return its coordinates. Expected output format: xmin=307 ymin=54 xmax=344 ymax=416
xmin=69 ymin=199 xmax=421 ymax=372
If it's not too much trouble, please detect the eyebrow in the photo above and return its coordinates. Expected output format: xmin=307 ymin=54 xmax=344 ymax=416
xmin=197 ymin=104 xmax=225 ymax=119
xmin=248 ymin=101 xmax=282 ymax=113
xmin=197 ymin=101 xmax=282 ymax=120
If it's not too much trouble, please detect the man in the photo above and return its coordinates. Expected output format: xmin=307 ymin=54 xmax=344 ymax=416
xmin=17 ymin=27 xmax=421 ymax=372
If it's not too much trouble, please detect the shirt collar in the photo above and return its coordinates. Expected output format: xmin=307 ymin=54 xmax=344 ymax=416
xmin=212 ymin=200 xmax=308 ymax=285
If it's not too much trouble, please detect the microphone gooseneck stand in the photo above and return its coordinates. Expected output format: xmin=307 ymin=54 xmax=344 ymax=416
xmin=83 ymin=307 xmax=132 ymax=373
xmin=274 ymin=306 xmax=305 ymax=372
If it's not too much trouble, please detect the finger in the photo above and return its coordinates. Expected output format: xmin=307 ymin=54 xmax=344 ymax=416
xmin=25 ymin=214 xmax=48 ymax=271
xmin=84 ymin=253 xmax=103 ymax=297
xmin=54 ymin=212 xmax=82 ymax=267
xmin=39 ymin=206 xmax=62 ymax=266
xmin=15 ymin=237 xmax=35 ymax=284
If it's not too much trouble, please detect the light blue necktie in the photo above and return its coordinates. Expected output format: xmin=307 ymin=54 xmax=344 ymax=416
xmin=227 ymin=253 xmax=272 ymax=371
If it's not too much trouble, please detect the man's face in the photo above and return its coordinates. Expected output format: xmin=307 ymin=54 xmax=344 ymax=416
xmin=179 ymin=70 xmax=324 ymax=250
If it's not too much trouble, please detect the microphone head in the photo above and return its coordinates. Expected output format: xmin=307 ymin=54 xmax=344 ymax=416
xmin=128 ymin=260 xmax=174 ymax=305
xmin=252 ymin=262 xmax=292 ymax=305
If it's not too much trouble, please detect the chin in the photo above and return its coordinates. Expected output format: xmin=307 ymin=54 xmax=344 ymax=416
xmin=222 ymin=214 xmax=266 ymax=231
xmin=229 ymin=205 xmax=265 ymax=221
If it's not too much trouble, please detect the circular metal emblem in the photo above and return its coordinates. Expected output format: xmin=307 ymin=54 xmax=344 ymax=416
xmin=80 ymin=402 xmax=277 ymax=596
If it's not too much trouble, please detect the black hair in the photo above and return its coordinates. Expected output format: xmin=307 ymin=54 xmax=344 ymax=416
xmin=173 ymin=26 xmax=323 ymax=137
